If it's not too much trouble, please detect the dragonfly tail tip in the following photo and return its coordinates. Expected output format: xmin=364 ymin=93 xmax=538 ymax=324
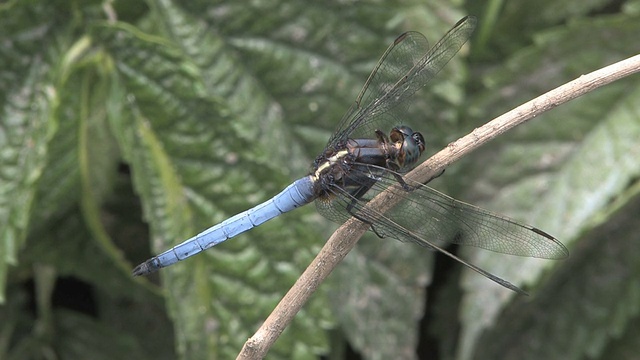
xmin=132 ymin=260 xmax=157 ymax=276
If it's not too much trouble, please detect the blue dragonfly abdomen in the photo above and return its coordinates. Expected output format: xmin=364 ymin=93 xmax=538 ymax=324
xmin=132 ymin=177 xmax=316 ymax=275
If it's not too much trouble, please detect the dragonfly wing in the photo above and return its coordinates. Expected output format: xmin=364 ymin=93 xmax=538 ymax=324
xmin=317 ymin=165 xmax=568 ymax=260
xmin=326 ymin=16 xmax=477 ymax=147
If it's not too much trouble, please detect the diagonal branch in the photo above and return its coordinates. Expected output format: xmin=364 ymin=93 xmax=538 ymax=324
xmin=236 ymin=53 xmax=640 ymax=360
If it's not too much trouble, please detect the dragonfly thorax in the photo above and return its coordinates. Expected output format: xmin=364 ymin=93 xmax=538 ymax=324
xmin=312 ymin=149 xmax=351 ymax=183
xmin=311 ymin=126 xmax=425 ymax=187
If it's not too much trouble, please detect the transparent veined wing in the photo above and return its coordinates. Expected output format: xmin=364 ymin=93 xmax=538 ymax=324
xmin=326 ymin=16 xmax=477 ymax=149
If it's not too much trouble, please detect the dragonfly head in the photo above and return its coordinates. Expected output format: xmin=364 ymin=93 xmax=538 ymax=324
xmin=390 ymin=126 xmax=425 ymax=169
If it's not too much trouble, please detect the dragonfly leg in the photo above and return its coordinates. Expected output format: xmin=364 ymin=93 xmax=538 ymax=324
xmin=394 ymin=167 xmax=446 ymax=191
xmin=373 ymin=129 xmax=416 ymax=192
xmin=369 ymin=224 xmax=385 ymax=238
xmin=374 ymin=129 xmax=390 ymax=144
xmin=345 ymin=182 xmax=386 ymax=238
xmin=390 ymin=171 xmax=412 ymax=191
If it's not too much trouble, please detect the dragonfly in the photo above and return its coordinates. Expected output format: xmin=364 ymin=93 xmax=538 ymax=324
xmin=132 ymin=16 xmax=568 ymax=294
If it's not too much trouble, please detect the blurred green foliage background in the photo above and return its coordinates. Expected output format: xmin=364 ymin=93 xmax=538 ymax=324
xmin=1 ymin=0 xmax=639 ymax=359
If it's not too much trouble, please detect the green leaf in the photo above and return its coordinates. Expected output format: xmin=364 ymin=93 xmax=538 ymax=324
xmin=16 ymin=205 xmax=175 ymax=360
xmin=600 ymin=308 xmax=640 ymax=360
xmin=461 ymin=88 xmax=640 ymax=359
xmin=330 ymin=236 xmax=433 ymax=360
xmin=4 ymin=1 xmax=639 ymax=359
xmin=150 ymin=3 xmax=473 ymax=359
xmin=0 ymin=13 xmax=57 ymax=302
xmin=451 ymin=13 xmax=640 ymax=360
xmin=44 ymin=309 xmax=146 ymax=360
xmin=472 ymin=184 xmax=640 ymax=360
xmin=97 ymin=18 xmax=332 ymax=358
xmin=150 ymin=0 xmax=299 ymax=169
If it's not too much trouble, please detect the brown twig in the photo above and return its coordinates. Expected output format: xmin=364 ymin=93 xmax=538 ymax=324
xmin=236 ymin=53 xmax=640 ymax=359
